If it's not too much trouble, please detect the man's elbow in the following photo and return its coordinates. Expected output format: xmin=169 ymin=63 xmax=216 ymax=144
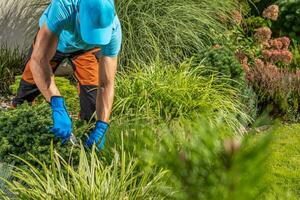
xmin=29 ymin=55 xmax=47 ymax=71
xmin=99 ymin=80 xmax=115 ymax=92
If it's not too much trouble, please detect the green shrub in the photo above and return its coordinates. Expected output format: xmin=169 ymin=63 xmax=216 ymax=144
xmin=194 ymin=46 xmax=245 ymax=82
xmin=273 ymin=0 xmax=300 ymax=42
xmin=0 ymin=103 xmax=89 ymax=167
xmin=191 ymin=46 xmax=258 ymax=122
xmin=143 ymin=119 xmax=272 ymax=200
xmin=243 ymin=16 xmax=272 ymax=34
xmin=289 ymin=40 xmax=300 ymax=70
xmin=113 ymin=60 xmax=250 ymax=132
xmin=247 ymin=0 xmax=278 ymax=15
xmin=0 ymin=45 xmax=26 ymax=94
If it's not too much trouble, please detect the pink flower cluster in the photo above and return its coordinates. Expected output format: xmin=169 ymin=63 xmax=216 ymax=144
xmin=254 ymin=29 xmax=293 ymax=65
xmin=262 ymin=50 xmax=293 ymax=65
xmin=268 ymin=37 xmax=290 ymax=50
xmin=254 ymin=27 xmax=272 ymax=43
xmin=262 ymin=5 xmax=279 ymax=21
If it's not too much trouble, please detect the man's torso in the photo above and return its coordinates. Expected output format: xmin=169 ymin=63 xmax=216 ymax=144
xmin=39 ymin=0 xmax=121 ymax=56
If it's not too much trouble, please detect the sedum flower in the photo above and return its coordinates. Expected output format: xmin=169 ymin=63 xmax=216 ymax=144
xmin=262 ymin=5 xmax=279 ymax=21
xmin=268 ymin=39 xmax=283 ymax=50
xmin=278 ymin=36 xmax=290 ymax=50
xmin=254 ymin=27 xmax=272 ymax=43
xmin=262 ymin=50 xmax=293 ymax=65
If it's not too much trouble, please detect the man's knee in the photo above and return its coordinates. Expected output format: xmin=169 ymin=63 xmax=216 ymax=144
xmin=12 ymin=79 xmax=40 ymax=107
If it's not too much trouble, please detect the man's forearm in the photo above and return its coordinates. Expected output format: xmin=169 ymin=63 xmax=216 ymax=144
xmin=96 ymin=83 xmax=115 ymax=122
xmin=30 ymin=58 xmax=61 ymax=102
xmin=96 ymin=56 xmax=118 ymax=123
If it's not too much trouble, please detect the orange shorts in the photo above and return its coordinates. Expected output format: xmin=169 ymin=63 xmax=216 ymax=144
xmin=13 ymin=42 xmax=101 ymax=121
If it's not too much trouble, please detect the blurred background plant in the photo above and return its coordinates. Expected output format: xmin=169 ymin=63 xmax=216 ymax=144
xmin=0 ymin=45 xmax=26 ymax=94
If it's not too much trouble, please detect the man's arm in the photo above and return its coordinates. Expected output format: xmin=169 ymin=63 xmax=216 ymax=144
xmin=30 ymin=23 xmax=61 ymax=102
xmin=96 ymin=56 xmax=118 ymax=122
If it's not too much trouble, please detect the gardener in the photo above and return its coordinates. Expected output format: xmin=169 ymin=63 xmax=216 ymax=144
xmin=12 ymin=0 xmax=122 ymax=150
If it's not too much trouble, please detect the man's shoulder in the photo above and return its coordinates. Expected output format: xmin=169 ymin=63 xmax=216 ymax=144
xmin=49 ymin=0 xmax=76 ymax=16
xmin=52 ymin=0 xmax=75 ymax=7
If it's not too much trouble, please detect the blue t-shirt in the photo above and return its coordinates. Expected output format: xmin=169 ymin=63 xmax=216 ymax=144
xmin=39 ymin=0 xmax=122 ymax=57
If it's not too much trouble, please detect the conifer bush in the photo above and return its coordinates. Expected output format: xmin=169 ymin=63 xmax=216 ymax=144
xmin=273 ymin=0 xmax=300 ymax=42
xmin=0 ymin=104 xmax=88 ymax=167
xmin=192 ymin=46 xmax=258 ymax=122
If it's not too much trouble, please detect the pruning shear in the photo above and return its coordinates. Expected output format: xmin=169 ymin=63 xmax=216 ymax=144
xmin=69 ymin=133 xmax=79 ymax=147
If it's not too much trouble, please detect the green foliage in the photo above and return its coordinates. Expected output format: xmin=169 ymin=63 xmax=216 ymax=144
xmin=0 ymin=163 xmax=13 ymax=198
xmin=191 ymin=46 xmax=258 ymax=122
xmin=273 ymin=0 xmax=300 ymax=41
xmin=0 ymin=146 xmax=168 ymax=200
xmin=113 ymin=60 xmax=250 ymax=132
xmin=115 ymin=0 xmax=238 ymax=65
xmin=0 ymin=103 xmax=89 ymax=167
xmin=143 ymin=119 xmax=271 ymax=200
xmin=247 ymin=0 xmax=278 ymax=15
xmin=195 ymin=46 xmax=245 ymax=81
xmin=0 ymin=45 xmax=25 ymax=94
xmin=289 ymin=40 xmax=300 ymax=70
xmin=10 ymin=75 xmax=80 ymax=115
xmin=243 ymin=16 xmax=272 ymax=34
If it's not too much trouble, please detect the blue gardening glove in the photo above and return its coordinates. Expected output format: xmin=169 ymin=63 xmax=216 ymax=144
xmin=85 ymin=120 xmax=109 ymax=150
xmin=50 ymin=96 xmax=72 ymax=143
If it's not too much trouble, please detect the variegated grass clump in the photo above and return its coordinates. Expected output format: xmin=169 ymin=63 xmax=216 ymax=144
xmin=114 ymin=59 xmax=250 ymax=134
xmin=0 ymin=144 xmax=168 ymax=200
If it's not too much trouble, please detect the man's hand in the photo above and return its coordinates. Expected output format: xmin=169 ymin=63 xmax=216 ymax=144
xmin=50 ymin=96 xmax=72 ymax=143
xmin=85 ymin=121 xmax=109 ymax=150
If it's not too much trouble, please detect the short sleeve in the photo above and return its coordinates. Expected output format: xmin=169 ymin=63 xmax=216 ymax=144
xmin=101 ymin=16 xmax=122 ymax=57
xmin=39 ymin=0 xmax=68 ymax=36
